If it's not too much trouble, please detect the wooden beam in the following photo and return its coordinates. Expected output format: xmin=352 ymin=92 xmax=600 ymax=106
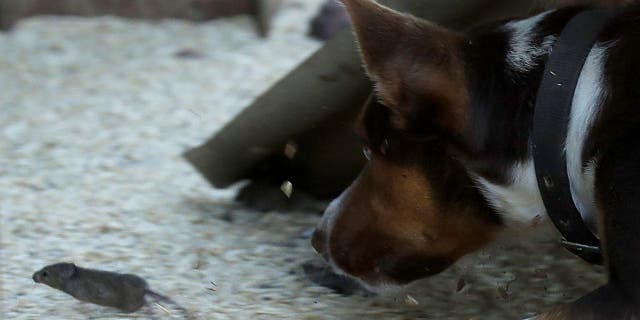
xmin=185 ymin=0 xmax=540 ymax=193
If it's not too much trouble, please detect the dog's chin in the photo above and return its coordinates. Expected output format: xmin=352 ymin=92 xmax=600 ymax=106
xmin=326 ymin=260 xmax=404 ymax=295
xmin=355 ymin=278 xmax=404 ymax=295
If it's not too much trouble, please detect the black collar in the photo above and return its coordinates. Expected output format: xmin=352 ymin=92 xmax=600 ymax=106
xmin=532 ymin=8 xmax=620 ymax=265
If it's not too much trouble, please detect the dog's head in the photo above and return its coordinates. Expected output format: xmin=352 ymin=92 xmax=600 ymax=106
xmin=312 ymin=0 xmax=509 ymax=290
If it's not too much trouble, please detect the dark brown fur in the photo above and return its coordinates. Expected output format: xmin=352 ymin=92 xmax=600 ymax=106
xmin=313 ymin=0 xmax=640 ymax=318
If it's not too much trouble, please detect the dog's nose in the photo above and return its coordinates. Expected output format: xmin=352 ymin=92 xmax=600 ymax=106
xmin=311 ymin=228 xmax=327 ymax=257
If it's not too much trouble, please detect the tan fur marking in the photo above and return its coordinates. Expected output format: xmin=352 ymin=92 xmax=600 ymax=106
xmin=328 ymin=151 xmax=499 ymax=285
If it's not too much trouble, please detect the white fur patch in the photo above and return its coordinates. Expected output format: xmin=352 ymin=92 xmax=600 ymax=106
xmin=505 ymin=11 xmax=555 ymax=73
xmin=476 ymin=44 xmax=610 ymax=230
xmin=565 ymin=45 xmax=608 ymax=236
xmin=474 ymin=160 xmax=547 ymax=227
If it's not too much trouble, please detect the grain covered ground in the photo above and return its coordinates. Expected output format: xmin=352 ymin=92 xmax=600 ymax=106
xmin=0 ymin=1 xmax=606 ymax=319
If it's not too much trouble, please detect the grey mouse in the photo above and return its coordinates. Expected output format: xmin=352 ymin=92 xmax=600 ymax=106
xmin=33 ymin=262 xmax=190 ymax=318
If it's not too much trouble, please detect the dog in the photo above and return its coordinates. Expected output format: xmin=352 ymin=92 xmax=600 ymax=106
xmin=311 ymin=0 xmax=640 ymax=318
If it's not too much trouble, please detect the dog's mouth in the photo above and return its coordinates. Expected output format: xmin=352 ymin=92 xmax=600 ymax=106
xmin=302 ymin=258 xmax=375 ymax=296
xmin=312 ymin=231 xmax=455 ymax=294
xmin=311 ymin=235 xmax=398 ymax=293
xmin=326 ymin=259 xmax=405 ymax=295
xmin=311 ymin=248 xmax=412 ymax=294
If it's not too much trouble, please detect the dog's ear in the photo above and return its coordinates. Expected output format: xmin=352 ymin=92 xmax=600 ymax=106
xmin=342 ymin=0 xmax=468 ymax=136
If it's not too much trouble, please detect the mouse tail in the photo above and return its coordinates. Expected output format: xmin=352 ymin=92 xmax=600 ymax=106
xmin=145 ymin=289 xmax=194 ymax=319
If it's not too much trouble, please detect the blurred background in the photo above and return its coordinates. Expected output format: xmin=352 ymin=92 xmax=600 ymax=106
xmin=0 ymin=1 xmax=607 ymax=319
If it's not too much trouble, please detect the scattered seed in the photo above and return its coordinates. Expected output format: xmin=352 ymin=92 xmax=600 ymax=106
xmin=284 ymin=141 xmax=297 ymax=159
xmin=404 ymin=294 xmax=419 ymax=306
xmin=280 ymin=181 xmax=293 ymax=198
xmin=207 ymin=281 xmax=218 ymax=293
xmin=156 ymin=302 xmax=171 ymax=314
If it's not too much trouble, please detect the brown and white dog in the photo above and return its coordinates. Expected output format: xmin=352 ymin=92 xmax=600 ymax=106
xmin=311 ymin=0 xmax=640 ymax=318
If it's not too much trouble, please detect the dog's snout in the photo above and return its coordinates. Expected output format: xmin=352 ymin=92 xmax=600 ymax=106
xmin=311 ymin=228 xmax=327 ymax=257
xmin=312 ymin=191 xmax=346 ymax=261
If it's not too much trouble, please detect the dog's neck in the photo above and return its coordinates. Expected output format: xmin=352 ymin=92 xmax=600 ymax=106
xmin=463 ymin=9 xmax=571 ymax=180
xmin=461 ymin=7 xmax=609 ymax=228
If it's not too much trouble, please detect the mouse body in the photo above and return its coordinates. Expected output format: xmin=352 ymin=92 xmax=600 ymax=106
xmin=33 ymin=263 xmax=182 ymax=314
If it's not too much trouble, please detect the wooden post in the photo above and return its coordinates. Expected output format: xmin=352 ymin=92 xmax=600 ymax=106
xmin=185 ymin=0 xmax=541 ymax=195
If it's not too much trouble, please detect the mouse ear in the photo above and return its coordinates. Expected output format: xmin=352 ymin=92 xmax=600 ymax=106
xmin=60 ymin=263 xmax=77 ymax=278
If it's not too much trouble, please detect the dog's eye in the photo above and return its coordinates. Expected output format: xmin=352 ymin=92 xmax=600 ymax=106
xmin=363 ymin=138 xmax=390 ymax=160
xmin=42 ymin=271 xmax=48 ymax=277
xmin=363 ymin=146 xmax=372 ymax=160
xmin=380 ymin=138 xmax=389 ymax=155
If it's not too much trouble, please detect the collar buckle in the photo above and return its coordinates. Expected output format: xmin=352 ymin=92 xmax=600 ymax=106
xmin=560 ymin=239 xmax=601 ymax=254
